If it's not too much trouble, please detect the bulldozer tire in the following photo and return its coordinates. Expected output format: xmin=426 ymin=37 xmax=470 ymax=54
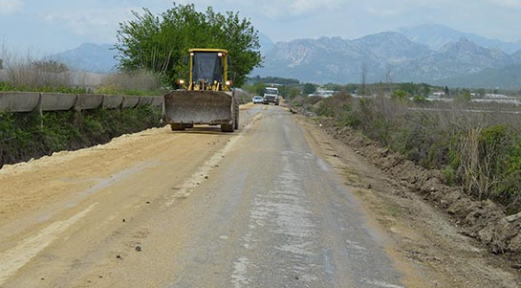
xmin=234 ymin=100 xmax=239 ymax=130
xmin=221 ymin=124 xmax=234 ymax=132
xmin=170 ymin=123 xmax=185 ymax=131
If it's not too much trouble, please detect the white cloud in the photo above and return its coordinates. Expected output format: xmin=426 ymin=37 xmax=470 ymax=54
xmin=0 ymin=0 xmax=24 ymax=15
xmin=43 ymin=7 xmax=137 ymax=42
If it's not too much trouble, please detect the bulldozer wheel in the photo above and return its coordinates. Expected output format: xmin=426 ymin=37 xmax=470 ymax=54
xmin=233 ymin=100 xmax=239 ymax=130
xmin=221 ymin=124 xmax=234 ymax=132
xmin=170 ymin=124 xmax=185 ymax=131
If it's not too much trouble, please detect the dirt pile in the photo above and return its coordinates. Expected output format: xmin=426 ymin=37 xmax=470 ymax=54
xmin=321 ymin=120 xmax=521 ymax=259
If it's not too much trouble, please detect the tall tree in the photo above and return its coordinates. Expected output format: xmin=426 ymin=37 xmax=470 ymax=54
xmin=115 ymin=3 xmax=261 ymax=87
xmin=302 ymin=83 xmax=317 ymax=95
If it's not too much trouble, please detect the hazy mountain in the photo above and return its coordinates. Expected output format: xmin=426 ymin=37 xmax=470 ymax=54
xmin=255 ymin=34 xmax=521 ymax=88
xmin=433 ymin=64 xmax=521 ymax=89
xmin=396 ymin=23 xmax=521 ymax=54
xmin=46 ymin=43 xmax=118 ymax=73
xmin=255 ymin=33 xmax=433 ymax=83
xmin=254 ymin=37 xmax=375 ymax=84
xmin=351 ymin=32 xmax=433 ymax=65
xmin=513 ymin=49 xmax=521 ymax=61
xmin=258 ymin=33 xmax=275 ymax=57
xmin=393 ymin=38 xmax=516 ymax=82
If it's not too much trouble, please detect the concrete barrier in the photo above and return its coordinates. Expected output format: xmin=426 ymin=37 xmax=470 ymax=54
xmin=122 ymin=96 xmax=140 ymax=108
xmin=138 ymin=96 xmax=153 ymax=106
xmin=41 ymin=93 xmax=77 ymax=111
xmin=0 ymin=92 xmax=40 ymax=112
xmin=102 ymin=95 xmax=124 ymax=109
xmin=151 ymin=97 xmax=163 ymax=107
xmin=0 ymin=92 xmax=160 ymax=113
xmin=75 ymin=94 xmax=103 ymax=111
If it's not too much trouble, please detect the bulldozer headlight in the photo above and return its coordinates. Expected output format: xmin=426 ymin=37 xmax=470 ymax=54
xmin=225 ymin=80 xmax=233 ymax=86
xmin=218 ymin=52 xmax=223 ymax=57
xmin=178 ymin=79 xmax=185 ymax=85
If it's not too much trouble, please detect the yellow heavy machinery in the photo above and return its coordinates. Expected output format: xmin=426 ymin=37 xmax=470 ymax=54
xmin=163 ymin=48 xmax=239 ymax=132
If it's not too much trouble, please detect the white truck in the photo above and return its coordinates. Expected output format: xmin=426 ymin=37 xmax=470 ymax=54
xmin=263 ymin=87 xmax=280 ymax=105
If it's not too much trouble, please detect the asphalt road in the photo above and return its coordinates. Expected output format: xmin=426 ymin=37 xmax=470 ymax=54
xmin=0 ymin=104 xmax=409 ymax=288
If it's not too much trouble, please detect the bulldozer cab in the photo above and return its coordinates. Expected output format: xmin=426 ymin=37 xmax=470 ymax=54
xmin=186 ymin=49 xmax=232 ymax=91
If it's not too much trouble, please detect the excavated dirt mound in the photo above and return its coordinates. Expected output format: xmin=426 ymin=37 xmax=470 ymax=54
xmin=319 ymin=119 xmax=521 ymax=260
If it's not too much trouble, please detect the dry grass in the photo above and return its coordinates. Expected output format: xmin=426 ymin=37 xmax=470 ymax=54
xmin=302 ymin=92 xmax=521 ymax=213
xmin=0 ymin=47 xmax=73 ymax=89
xmin=98 ymin=69 xmax=163 ymax=95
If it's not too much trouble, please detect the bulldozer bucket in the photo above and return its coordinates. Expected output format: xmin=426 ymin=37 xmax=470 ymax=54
xmin=163 ymin=90 xmax=234 ymax=125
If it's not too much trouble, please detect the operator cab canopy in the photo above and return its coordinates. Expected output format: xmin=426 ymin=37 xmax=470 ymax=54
xmin=188 ymin=49 xmax=231 ymax=84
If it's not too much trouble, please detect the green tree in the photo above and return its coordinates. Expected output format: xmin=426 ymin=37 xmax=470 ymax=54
xmin=391 ymin=90 xmax=408 ymax=102
xmin=455 ymin=89 xmax=472 ymax=103
xmin=115 ymin=3 xmax=261 ymax=87
xmin=254 ymin=82 xmax=266 ymax=96
xmin=288 ymin=88 xmax=300 ymax=99
xmin=302 ymin=83 xmax=316 ymax=95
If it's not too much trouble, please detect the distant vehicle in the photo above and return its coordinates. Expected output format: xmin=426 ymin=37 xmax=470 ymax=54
xmin=252 ymin=96 xmax=263 ymax=104
xmin=263 ymin=87 xmax=280 ymax=105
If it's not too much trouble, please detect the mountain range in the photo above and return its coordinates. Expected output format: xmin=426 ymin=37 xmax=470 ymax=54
xmin=254 ymin=24 xmax=521 ymax=88
xmin=47 ymin=24 xmax=521 ymax=89
xmin=47 ymin=43 xmax=118 ymax=73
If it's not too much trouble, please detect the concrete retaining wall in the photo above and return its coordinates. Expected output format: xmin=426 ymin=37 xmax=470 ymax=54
xmin=102 ymin=95 xmax=124 ymax=109
xmin=0 ymin=92 xmax=163 ymax=113
xmin=75 ymin=94 xmax=104 ymax=111
xmin=41 ymin=93 xmax=77 ymax=111
xmin=0 ymin=92 xmax=40 ymax=112
xmin=122 ymin=96 xmax=140 ymax=108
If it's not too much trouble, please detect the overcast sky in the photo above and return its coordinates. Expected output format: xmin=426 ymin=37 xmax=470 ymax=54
xmin=1 ymin=0 xmax=521 ymax=54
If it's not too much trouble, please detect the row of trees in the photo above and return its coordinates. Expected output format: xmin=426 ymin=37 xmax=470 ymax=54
xmin=115 ymin=3 xmax=262 ymax=87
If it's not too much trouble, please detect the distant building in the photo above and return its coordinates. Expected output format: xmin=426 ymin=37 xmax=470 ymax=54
xmin=309 ymin=88 xmax=335 ymax=98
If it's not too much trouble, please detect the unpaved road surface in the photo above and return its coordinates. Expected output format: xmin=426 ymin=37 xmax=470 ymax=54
xmin=1 ymin=104 xmax=520 ymax=287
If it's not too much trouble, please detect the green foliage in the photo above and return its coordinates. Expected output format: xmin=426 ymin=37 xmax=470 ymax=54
xmin=412 ymin=95 xmax=428 ymax=104
xmin=455 ymin=89 xmax=472 ymax=102
xmin=115 ymin=3 xmax=261 ymax=87
xmin=391 ymin=90 xmax=408 ymax=101
xmin=242 ymin=81 xmax=266 ymax=96
xmin=302 ymin=83 xmax=317 ymax=95
xmin=288 ymin=88 xmax=300 ymax=100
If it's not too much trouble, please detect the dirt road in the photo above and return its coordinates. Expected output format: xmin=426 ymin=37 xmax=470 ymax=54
xmin=0 ymin=104 xmax=520 ymax=287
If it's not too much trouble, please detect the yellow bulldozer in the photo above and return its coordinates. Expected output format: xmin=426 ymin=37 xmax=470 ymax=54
xmin=163 ymin=48 xmax=239 ymax=132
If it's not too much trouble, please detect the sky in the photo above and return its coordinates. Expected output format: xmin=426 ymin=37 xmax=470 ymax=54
xmin=1 ymin=0 xmax=521 ymax=54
